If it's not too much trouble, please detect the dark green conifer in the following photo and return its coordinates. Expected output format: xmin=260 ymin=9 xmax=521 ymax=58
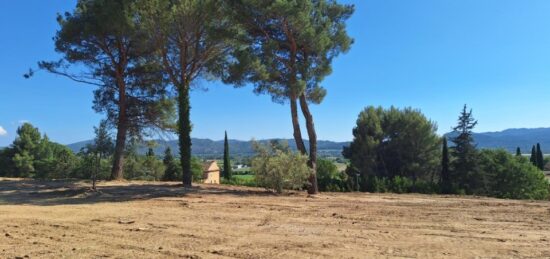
xmin=223 ymin=131 xmax=232 ymax=180
xmin=536 ymin=143 xmax=544 ymax=170
xmin=440 ymin=137 xmax=451 ymax=194
xmin=530 ymin=145 xmax=537 ymax=166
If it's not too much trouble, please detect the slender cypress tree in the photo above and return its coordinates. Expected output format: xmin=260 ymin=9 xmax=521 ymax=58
xmin=162 ymin=147 xmax=178 ymax=181
xmin=223 ymin=131 xmax=232 ymax=180
xmin=536 ymin=143 xmax=544 ymax=170
xmin=440 ymin=137 xmax=451 ymax=194
xmin=530 ymin=145 xmax=537 ymax=166
xmin=515 ymin=147 xmax=521 ymax=157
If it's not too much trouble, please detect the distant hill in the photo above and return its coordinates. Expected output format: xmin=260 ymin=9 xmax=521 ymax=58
xmin=67 ymin=138 xmax=350 ymax=158
xmin=445 ymin=127 xmax=550 ymax=153
xmin=66 ymin=127 xmax=550 ymax=157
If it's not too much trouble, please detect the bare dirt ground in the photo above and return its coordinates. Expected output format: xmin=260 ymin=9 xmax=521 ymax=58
xmin=0 ymin=178 xmax=549 ymax=258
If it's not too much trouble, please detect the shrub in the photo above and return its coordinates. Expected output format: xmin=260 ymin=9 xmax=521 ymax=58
xmin=251 ymin=141 xmax=311 ymax=193
xmin=479 ymin=149 xmax=549 ymax=200
xmin=317 ymin=159 xmax=349 ymax=192
xmin=389 ymin=176 xmax=413 ymax=194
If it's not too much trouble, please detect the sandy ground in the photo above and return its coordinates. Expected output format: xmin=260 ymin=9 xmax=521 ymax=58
xmin=0 ymin=178 xmax=549 ymax=259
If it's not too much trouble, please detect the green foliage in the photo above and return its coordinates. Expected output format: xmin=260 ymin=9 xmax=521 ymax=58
xmin=343 ymin=106 xmax=441 ymax=190
xmin=317 ymin=159 xmax=349 ymax=192
xmin=226 ymin=0 xmax=354 ymax=104
xmin=479 ymin=149 xmax=549 ymax=200
xmin=191 ymin=157 xmax=204 ymax=183
xmin=221 ymin=175 xmax=257 ymax=187
xmin=363 ymin=176 xmax=439 ymax=194
xmin=251 ymin=141 xmax=311 ymax=193
xmin=0 ymin=123 xmax=77 ymax=179
xmin=516 ymin=147 xmax=521 ymax=157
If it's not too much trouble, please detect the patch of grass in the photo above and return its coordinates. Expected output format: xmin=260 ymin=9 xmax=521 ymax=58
xmin=221 ymin=175 xmax=257 ymax=187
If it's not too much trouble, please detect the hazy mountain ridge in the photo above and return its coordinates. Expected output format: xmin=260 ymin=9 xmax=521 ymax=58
xmin=445 ymin=127 xmax=550 ymax=153
xmin=67 ymin=138 xmax=351 ymax=158
xmin=66 ymin=127 xmax=550 ymax=157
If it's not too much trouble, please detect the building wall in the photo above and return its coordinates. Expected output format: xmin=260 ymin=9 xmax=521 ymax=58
xmin=203 ymin=171 xmax=220 ymax=184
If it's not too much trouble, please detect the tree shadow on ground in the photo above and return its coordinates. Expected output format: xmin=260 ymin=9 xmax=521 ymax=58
xmin=0 ymin=178 xmax=277 ymax=206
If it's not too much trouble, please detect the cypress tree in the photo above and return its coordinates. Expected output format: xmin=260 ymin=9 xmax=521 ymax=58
xmin=146 ymin=148 xmax=155 ymax=158
xmin=223 ymin=131 xmax=232 ymax=180
xmin=515 ymin=147 xmax=521 ymax=157
xmin=536 ymin=143 xmax=544 ymax=170
xmin=162 ymin=147 xmax=178 ymax=181
xmin=530 ymin=145 xmax=537 ymax=166
xmin=440 ymin=137 xmax=451 ymax=194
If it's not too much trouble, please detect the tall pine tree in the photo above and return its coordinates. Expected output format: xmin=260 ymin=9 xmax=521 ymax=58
xmin=226 ymin=0 xmax=354 ymax=194
xmin=450 ymin=105 xmax=483 ymax=194
xmin=516 ymin=147 xmax=521 ymax=156
xmin=139 ymin=0 xmax=239 ymax=187
xmin=33 ymin=0 xmax=175 ymax=181
xmin=223 ymin=131 xmax=232 ymax=180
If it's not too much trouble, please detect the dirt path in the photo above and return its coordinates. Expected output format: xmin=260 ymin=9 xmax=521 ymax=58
xmin=0 ymin=178 xmax=549 ymax=258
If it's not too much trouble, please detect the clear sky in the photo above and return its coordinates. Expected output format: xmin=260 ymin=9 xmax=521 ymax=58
xmin=1 ymin=0 xmax=550 ymax=147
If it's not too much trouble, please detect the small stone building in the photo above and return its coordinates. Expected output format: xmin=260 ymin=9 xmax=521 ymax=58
xmin=202 ymin=161 xmax=220 ymax=184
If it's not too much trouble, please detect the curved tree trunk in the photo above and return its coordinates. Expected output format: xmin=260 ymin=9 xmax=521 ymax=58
xmin=299 ymin=94 xmax=319 ymax=194
xmin=178 ymin=82 xmax=193 ymax=187
xmin=290 ymin=97 xmax=307 ymax=155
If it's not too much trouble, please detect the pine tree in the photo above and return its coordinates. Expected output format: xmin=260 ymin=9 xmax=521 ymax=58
xmin=223 ymin=131 xmax=232 ymax=180
xmin=450 ymin=105 xmax=482 ymax=194
xmin=536 ymin=143 xmax=544 ymax=170
xmin=226 ymin=0 xmax=354 ymax=194
xmin=516 ymin=147 xmax=521 ymax=156
xmin=90 ymin=120 xmax=114 ymax=190
xmin=440 ymin=137 xmax=451 ymax=194
xmin=33 ymin=0 xmax=175 ymax=181
xmin=530 ymin=145 xmax=537 ymax=166
xmin=139 ymin=0 xmax=238 ymax=187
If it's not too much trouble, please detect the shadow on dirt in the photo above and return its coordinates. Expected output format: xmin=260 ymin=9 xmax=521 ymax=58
xmin=0 ymin=178 xmax=275 ymax=206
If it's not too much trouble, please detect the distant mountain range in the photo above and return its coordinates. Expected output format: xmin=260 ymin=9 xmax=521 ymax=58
xmin=67 ymin=138 xmax=350 ymax=158
xmin=65 ymin=127 xmax=550 ymax=157
xmin=445 ymin=127 xmax=550 ymax=153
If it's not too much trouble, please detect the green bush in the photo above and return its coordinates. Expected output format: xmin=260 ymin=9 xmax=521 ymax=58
xmin=363 ymin=175 xmax=439 ymax=194
xmin=479 ymin=149 xmax=549 ymax=200
xmin=251 ymin=141 xmax=311 ymax=193
xmin=317 ymin=159 xmax=349 ymax=192
xmin=389 ymin=176 xmax=413 ymax=194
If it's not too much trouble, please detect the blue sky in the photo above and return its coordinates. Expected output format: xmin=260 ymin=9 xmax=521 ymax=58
xmin=1 ymin=0 xmax=550 ymax=146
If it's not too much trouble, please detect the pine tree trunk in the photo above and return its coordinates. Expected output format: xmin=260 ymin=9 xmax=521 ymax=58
xmin=93 ymin=153 xmax=101 ymax=191
xmin=290 ymin=97 xmax=307 ymax=155
xmin=178 ymin=82 xmax=193 ymax=187
xmin=299 ymin=94 xmax=319 ymax=195
xmin=110 ymin=77 xmax=127 ymax=181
